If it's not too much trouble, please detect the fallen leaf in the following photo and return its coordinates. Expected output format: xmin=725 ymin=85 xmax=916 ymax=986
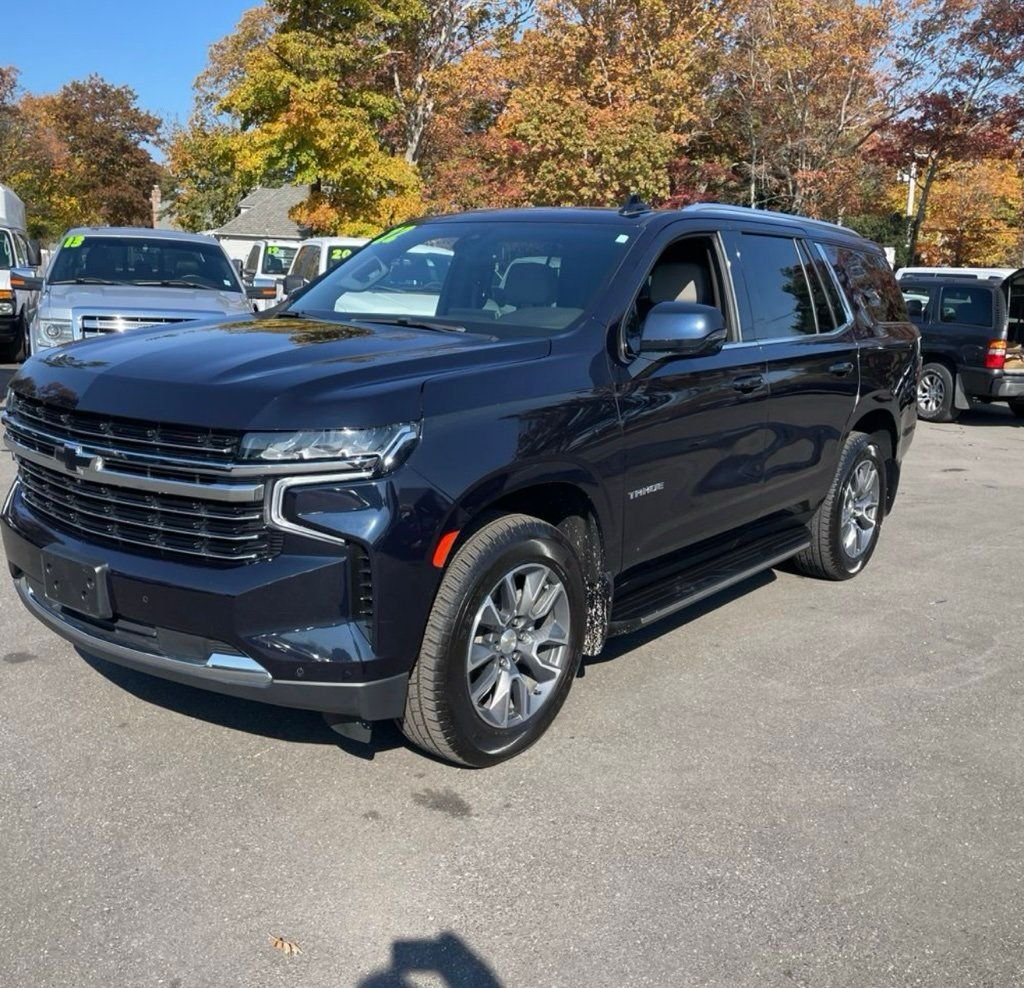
xmin=269 ymin=934 xmax=302 ymax=956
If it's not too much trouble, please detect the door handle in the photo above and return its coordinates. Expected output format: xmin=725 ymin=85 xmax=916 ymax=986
xmin=732 ymin=374 xmax=765 ymax=394
xmin=829 ymin=361 xmax=855 ymax=377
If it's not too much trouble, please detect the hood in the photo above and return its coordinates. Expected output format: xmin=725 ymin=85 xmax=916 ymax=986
xmin=10 ymin=315 xmax=550 ymax=431
xmin=42 ymin=282 xmax=250 ymax=315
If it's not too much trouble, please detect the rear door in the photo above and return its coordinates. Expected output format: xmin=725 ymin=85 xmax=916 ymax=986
xmin=728 ymin=229 xmax=860 ymax=518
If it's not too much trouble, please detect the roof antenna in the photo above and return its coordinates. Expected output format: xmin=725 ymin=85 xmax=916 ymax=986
xmin=618 ymin=193 xmax=650 ymax=217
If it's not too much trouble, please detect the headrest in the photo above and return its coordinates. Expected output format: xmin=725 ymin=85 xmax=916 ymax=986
xmin=503 ymin=263 xmax=557 ymax=308
xmin=650 ymin=262 xmax=709 ymax=305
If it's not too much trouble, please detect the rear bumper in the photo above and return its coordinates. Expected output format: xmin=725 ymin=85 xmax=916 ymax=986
xmin=959 ymin=367 xmax=1024 ymax=400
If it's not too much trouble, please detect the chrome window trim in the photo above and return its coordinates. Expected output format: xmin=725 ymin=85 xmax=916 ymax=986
xmin=811 ymin=241 xmax=856 ymax=331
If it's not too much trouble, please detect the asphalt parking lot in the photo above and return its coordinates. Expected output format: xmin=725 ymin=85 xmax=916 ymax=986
xmin=0 ymin=367 xmax=1022 ymax=987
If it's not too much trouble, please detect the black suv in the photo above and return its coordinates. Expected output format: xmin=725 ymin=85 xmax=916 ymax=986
xmin=898 ymin=268 xmax=1024 ymax=422
xmin=1 ymin=205 xmax=918 ymax=766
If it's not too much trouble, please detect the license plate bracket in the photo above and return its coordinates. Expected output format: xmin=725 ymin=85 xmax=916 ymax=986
xmin=41 ymin=546 xmax=112 ymax=620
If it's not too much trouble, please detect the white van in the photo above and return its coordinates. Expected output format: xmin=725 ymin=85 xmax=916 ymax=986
xmin=0 ymin=184 xmax=42 ymax=361
xmin=282 ymin=236 xmax=369 ymax=298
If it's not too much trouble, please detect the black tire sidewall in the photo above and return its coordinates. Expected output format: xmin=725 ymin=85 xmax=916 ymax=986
xmin=830 ymin=436 xmax=887 ymax=576
xmin=441 ymin=529 xmax=586 ymax=764
xmin=917 ymin=362 xmax=955 ymax=422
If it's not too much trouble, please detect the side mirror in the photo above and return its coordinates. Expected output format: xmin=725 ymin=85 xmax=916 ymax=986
xmin=232 ymin=258 xmax=243 ymax=276
xmin=640 ymin=301 xmax=727 ymax=357
xmin=246 ymin=285 xmax=278 ymax=301
xmin=27 ymin=240 xmax=43 ymax=267
xmin=283 ymin=273 xmax=306 ymax=296
xmin=10 ymin=266 xmax=44 ymax=292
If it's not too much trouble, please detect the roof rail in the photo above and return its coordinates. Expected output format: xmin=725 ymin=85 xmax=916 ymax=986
xmin=681 ymin=202 xmax=853 ymax=236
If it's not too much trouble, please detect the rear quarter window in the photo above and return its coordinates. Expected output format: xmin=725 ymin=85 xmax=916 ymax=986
xmin=819 ymin=244 xmax=907 ymax=323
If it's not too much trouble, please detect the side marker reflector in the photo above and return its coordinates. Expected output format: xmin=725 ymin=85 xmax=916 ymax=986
xmin=432 ymin=530 xmax=460 ymax=568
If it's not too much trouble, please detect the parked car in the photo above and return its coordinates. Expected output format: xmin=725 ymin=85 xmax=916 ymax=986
xmin=240 ymin=239 xmax=300 ymax=309
xmin=282 ymin=236 xmax=369 ymax=297
xmin=1 ymin=203 xmax=918 ymax=766
xmin=896 ymin=267 xmax=1024 ymax=421
xmin=10 ymin=228 xmax=274 ymax=355
xmin=0 ymin=184 xmax=42 ymax=362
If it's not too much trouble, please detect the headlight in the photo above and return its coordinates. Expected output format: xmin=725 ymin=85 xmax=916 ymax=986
xmin=240 ymin=423 xmax=419 ymax=473
xmin=34 ymin=320 xmax=74 ymax=347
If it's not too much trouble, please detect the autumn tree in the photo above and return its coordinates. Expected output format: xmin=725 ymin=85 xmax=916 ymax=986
xmin=878 ymin=0 xmax=1024 ymax=260
xmin=916 ymin=158 xmax=1024 ymax=264
xmin=30 ymin=76 xmax=162 ymax=228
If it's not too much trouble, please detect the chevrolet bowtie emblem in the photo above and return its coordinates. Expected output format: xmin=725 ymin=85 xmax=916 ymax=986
xmin=60 ymin=442 xmax=95 ymax=474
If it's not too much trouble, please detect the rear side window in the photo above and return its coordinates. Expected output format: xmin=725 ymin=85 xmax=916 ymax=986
xmin=820 ymin=244 xmax=907 ymax=323
xmin=938 ymin=285 xmax=993 ymax=327
xmin=901 ymin=285 xmax=934 ymax=323
xmin=739 ymin=234 xmax=817 ymax=340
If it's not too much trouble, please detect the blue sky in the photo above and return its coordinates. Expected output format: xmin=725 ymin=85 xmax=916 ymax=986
xmin=1 ymin=0 xmax=253 ymax=129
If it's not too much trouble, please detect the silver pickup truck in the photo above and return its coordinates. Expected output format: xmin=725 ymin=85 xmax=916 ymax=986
xmin=11 ymin=228 xmax=274 ymax=355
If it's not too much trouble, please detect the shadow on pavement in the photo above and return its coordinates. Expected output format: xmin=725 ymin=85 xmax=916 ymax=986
xmin=359 ymin=933 xmax=502 ymax=987
xmin=77 ymin=649 xmax=408 ymax=757
xmin=942 ymin=403 xmax=1021 ymax=427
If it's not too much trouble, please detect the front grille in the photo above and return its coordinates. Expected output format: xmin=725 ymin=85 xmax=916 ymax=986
xmin=80 ymin=314 xmax=190 ymax=336
xmin=17 ymin=458 xmax=277 ymax=563
xmin=6 ymin=392 xmax=239 ymax=466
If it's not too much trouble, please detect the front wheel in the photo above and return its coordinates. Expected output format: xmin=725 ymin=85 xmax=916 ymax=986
xmin=917 ymin=362 xmax=958 ymax=422
xmin=791 ymin=432 xmax=888 ymax=581
xmin=401 ymin=514 xmax=586 ymax=767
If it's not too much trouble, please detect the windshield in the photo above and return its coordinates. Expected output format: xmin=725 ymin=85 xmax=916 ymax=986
xmin=49 ymin=236 xmax=242 ymax=292
xmin=0 ymin=231 xmax=13 ymax=270
xmin=262 ymin=245 xmax=297 ymax=275
xmin=291 ymin=220 xmax=635 ymax=336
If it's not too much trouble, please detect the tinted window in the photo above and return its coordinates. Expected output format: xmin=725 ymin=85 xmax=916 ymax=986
xmin=821 ymin=244 xmax=906 ymax=323
xmin=796 ymin=241 xmax=836 ymax=332
xmin=0 ymin=231 xmax=13 ymax=270
xmin=326 ymin=244 xmax=361 ymax=270
xmin=295 ymin=221 xmax=634 ymax=337
xmin=739 ymin=234 xmax=816 ymax=340
xmin=49 ymin=236 xmax=242 ymax=292
xmin=244 ymin=244 xmax=261 ymax=276
xmin=900 ymin=285 xmax=934 ymax=323
xmin=262 ymin=245 xmax=297 ymax=275
xmin=292 ymin=245 xmax=319 ymax=281
xmin=938 ymin=285 xmax=993 ymax=327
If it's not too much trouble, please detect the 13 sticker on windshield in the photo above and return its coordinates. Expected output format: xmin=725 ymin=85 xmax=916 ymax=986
xmin=63 ymin=235 xmax=85 ymax=248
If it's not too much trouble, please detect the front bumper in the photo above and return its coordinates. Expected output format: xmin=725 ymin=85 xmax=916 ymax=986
xmin=0 ymin=312 xmax=19 ymax=341
xmin=1 ymin=485 xmax=416 ymax=719
xmin=15 ymin=576 xmax=407 ymax=717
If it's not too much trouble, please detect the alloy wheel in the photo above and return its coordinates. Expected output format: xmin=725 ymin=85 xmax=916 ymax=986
xmin=840 ymin=458 xmax=881 ymax=559
xmin=466 ymin=563 xmax=572 ymax=729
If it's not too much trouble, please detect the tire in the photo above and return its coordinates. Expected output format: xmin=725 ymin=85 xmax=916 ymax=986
xmin=1009 ymin=401 xmax=1024 ymax=420
xmin=0 ymin=316 xmax=26 ymax=363
xmin=917 ymin=361 xmax=958 ymax=422
xmin=400 ymin=514 xmax=586 ymax=767
xmin=790 ymin=432 xmax=888 ymax=581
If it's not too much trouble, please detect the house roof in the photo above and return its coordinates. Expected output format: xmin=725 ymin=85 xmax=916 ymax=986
xmin=213 ymin=185 xmax=311 ymax=239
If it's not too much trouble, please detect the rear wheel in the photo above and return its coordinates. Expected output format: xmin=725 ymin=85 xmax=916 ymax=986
xmin=791 ymin=432 xmax=888 ymax=581
xmin=917 ymin=362 xmax=958 ymax=422
xmin=401 ymin=514 xmax=586 ymax=767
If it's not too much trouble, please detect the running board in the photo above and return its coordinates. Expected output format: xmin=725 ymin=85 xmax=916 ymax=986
xmin=608 ymin=531 xmax=810 ymax=637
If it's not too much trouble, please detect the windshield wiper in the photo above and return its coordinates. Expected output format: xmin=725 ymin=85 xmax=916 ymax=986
xmin=132 ymin=280 xmax=216 ymax=290
xmin=352 ymin=316 xmax=466 ymax=334
xmin=50 ymin=277 xmax=118 ymax=285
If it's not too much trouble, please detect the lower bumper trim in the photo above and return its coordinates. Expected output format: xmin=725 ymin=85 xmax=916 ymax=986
xmin=15 ymin=577 xmax=409 ymax=719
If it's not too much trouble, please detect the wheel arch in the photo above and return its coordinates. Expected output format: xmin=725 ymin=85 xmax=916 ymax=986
xmin=438 ymin=475 xmax=612 ymax=657
xmin=849 ymin=408 xmax=899 ymax=513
